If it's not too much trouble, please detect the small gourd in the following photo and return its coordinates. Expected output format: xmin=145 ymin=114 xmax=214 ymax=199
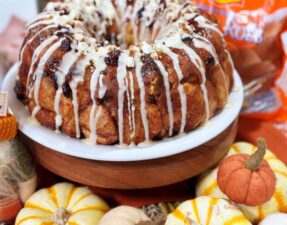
xmin=99 ymin=206 xmax=152 ymax=225
xmin=15 ymin=183 xmax=109 ymax=225
xmin=217 ymin=138 xmax=276 ymax=206
xmin=0 ymin=114 xmax=17 ymax=141
xmin=196 ymin=140 xmax=287 ymax=223
xmin=259 ymin=213 xmax=287 ymax=225
xmin=165 ymin=196 xmax=251 ymax=225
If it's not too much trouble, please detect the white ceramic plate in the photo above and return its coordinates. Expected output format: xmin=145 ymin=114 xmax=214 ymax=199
xmin=2 ymin=64 xmax=243 ymax=161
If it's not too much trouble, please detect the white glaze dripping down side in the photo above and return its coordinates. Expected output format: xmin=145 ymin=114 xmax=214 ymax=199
xmin=19 ymin=24 xmax=58 ymax=79
xmin=69 ymin=54 xmax=91 ymax=138
xmin=184 ymin=12 xmax=223 ymax=37
xmin=183 ymin=42 xmax=210 ymax=123
xmin=155 ymin=43 xmax=187 ymax=133
xmin=26 ymin=11 xmax=53 ymax=28
xmin=116 ymin=51 xmax=128 ymax=144
xmin=181 ymin=12 xmax=227 ymax=87
xmin=30 ymin=38 xmax=65 ymax=118
xmin=54 ymin=50 xmax=81 ymax=132
xmin=154 ymin=60 xmax=174 ymax=136
xmin=192 ymin=33 xmax=228 ymax=92
xmin=98 ymin=74 xmax=107 ymax=99
xmin=128 ymin=71 xmax=136 ymax=140
xmin=88 ymin=47 xmax=109 ymax=144
xmin=26 ymin=35 xmax=59 ymax=93
xmin=28 ymin=19 xmax=55 ymax=31
xmin=161 ymin=31 xmax=210 ymax=123
xmin=141 ymin=42 xmax=174 ymax=136
xmin=135 ymin=50 xmax=150 ymax=143
xmin=125 ymin=73 xmax=133 ymax=140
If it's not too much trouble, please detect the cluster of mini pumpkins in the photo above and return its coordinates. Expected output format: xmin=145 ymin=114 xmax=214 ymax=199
xmin=15 ymin=139 xmax=287 ymax=225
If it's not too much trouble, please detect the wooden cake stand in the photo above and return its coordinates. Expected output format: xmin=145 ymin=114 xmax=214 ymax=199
xmin=20 ymin=119 xmax=238 ymax=189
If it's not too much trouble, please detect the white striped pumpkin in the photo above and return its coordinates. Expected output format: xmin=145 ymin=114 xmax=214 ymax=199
xmin=196 ymin=142 xmax=287 ymax=223
xmin=259 ymin=213 xmax=287 ymax=225
xmin=99 ymin=206 xmax=151 ymax=225
xmin=165 ymin=196 xmax=251 ymax=225
xmin=15 ymin=183 xmax=109 ymax=225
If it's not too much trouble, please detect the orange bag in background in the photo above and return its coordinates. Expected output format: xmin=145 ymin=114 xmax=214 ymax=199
xmin=191 ymin=0 xmax=287 ymax=135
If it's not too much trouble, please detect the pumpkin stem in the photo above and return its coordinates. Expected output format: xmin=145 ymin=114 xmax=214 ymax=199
xmin=52 ymin=207 xmax=70 ymax=225
xmin=245 ymin=138 xmax=267 ymax=171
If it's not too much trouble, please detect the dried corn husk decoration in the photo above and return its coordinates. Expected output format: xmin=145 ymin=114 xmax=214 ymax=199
xmin=0 ymin=137 xmax=37 ymax=202
xmin=0 ymin=141 xmax=17 ymax=197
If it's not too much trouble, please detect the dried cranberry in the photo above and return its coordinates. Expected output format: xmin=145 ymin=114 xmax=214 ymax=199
xmin=61 ymin=38 xmax=72 ymax=52
xmin=62 ymin=82 xmax=72 ymax=98
xmin=141 ymin=55 xmax=158 ymax=74
xmin=205 ymin=56 xmax=215 ymax=66
xmin=14 ymin=81 xmax=26 ymax=101
xmin=104 ymin=50 xmax=121 ymax=66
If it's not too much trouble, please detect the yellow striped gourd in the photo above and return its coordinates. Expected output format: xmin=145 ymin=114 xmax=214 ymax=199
xmin=15 ymin=183 xmax=109 ymax=225
xmin=196 ymin=142 xmax=287 ymax=223
xmin=165 ymin=196 xmax=251 ymax=225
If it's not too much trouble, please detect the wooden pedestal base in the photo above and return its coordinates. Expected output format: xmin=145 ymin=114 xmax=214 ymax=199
xmin=21 ymin=119 xmax=237 ymax=189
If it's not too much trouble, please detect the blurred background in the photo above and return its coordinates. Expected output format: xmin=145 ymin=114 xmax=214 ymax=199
xmin=0 ymin=0 xmax=37 ymax=84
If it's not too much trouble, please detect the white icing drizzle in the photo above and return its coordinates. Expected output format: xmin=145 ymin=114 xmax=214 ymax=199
xmin=133 ymin=0 xmax=144 ymax=41
xmin=128 ymin=71 xmax=136 ymax=139
xmin=88 ymin=47 xmax=109 ymax=144
xmin=125 ymin=75 xmax=132 ymax=136
xmin=182 ymin=12 xmax=229 ymax=98
xmin=142 ymin=42 xmax=174 ymax=136
xmin=116 ymin=52 xmax=128 ymax=144
xmin=184 ymin=13 xmax=223 ymax=37
xmin=94 ymin=0 xmax=120 ymax=43
xmin=26 ymin=12 xmax=53 ymax=28
xmin=180 ymin=15 xmax=229 ymax=97
xmin=70 ymin=79 xmax=80 ymax=137
xmin=85 ymin=105 xmax=103 ymax=145
xmin=95 ymin=0 xmax=119 ymax=23
xmin=162 ymin=31 xmax=210 ymax=122
xmin=69 ymin=55 xmax=91 ymax=138
xmin=98 ymin=74 xmax=107 ymax=99
xmin=156 ymin=43 xmax=187 ymax=133
xmin=54 ymin=50 xmax=81 ymax=132
xmin=193 ymin=33 xmax=229 ymax=92
xmin=27 ymin=36 xmax=59 ymax=93
xmin=19 ymin=24 xmax=57 ymax=74
xmin=117 ymin=0 xmax=127 ymax=14
xmin=135 ymin=50 xmax=150 ymax=142
xmin=154 ymin=60 xmax=174 ymax=136
xmin=30 ymin=38 xmax=64 ymax=118
xmin=28 ymin=19 xmax=55 ymax=30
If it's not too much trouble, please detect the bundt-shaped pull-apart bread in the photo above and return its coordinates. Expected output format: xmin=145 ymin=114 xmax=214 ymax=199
xmin=15 ymin=0 xmax=234 ymax=145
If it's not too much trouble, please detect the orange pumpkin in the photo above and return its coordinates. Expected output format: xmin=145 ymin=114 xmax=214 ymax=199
xmin=217 ymin=138 xmax=276 ymax=206
xmin=0 ymin=114 xmax=17 ymax=141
